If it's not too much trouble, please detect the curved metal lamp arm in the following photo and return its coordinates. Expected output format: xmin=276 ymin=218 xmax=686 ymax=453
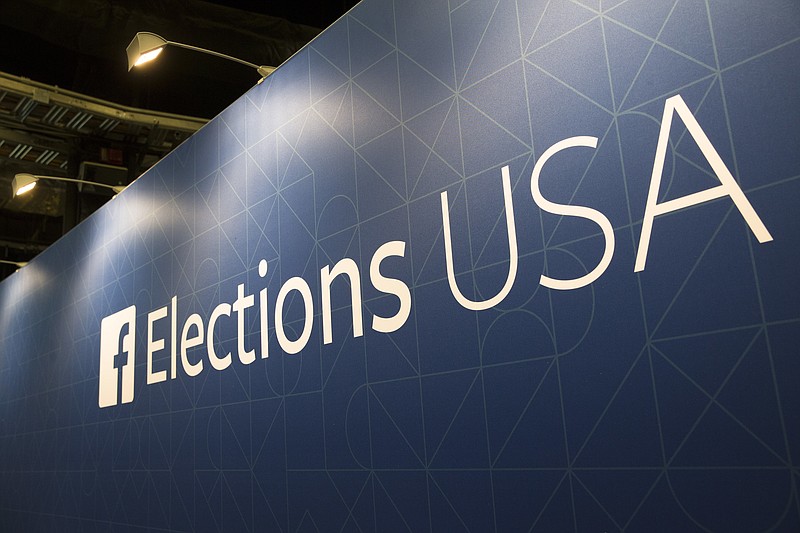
xmin=0 ymin=259 xmax=27 ymax=268
xmin=14 ymin=173 xmax=125 ymax=195
xmin=166 ymin=41 xmax=275 ymax=77
xmin=32 ymin=175 xmax=125 ymax=194
xmin=127 ymin=32 xmax=276 ymax=80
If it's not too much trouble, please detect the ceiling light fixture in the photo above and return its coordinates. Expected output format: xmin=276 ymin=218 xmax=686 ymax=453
xmin=12 ymin=173 xmax=37 ymax=196
xmin=12 ymin=173 xmax=126 ymax=197
xmin=126 ymin=32 xmax=276 ymax=80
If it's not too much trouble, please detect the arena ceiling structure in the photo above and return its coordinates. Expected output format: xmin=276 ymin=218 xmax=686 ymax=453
xmin=0 ymin=0 xmax=357 ymax=279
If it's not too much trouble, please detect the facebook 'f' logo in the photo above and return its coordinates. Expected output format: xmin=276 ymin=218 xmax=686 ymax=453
xmin=99 ymin=305 xmax=136 ymax=408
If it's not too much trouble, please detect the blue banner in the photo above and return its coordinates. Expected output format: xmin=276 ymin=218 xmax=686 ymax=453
xmin=2 ymin=0 xmax=799 ymax=531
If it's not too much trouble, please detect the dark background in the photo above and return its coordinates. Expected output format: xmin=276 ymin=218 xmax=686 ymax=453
xmin=0 ymin=0 xmax=360 ymax=119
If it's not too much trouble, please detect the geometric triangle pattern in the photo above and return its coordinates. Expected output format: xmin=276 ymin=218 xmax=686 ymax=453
xmin=1 ymin=0 xmax=800 ymax=531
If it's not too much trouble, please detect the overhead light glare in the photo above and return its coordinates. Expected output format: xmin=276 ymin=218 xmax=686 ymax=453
xmin=134 ymin=47 xmax=163 ymax=66
xmin=16 ymin=181 xmax=37 ymax=196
